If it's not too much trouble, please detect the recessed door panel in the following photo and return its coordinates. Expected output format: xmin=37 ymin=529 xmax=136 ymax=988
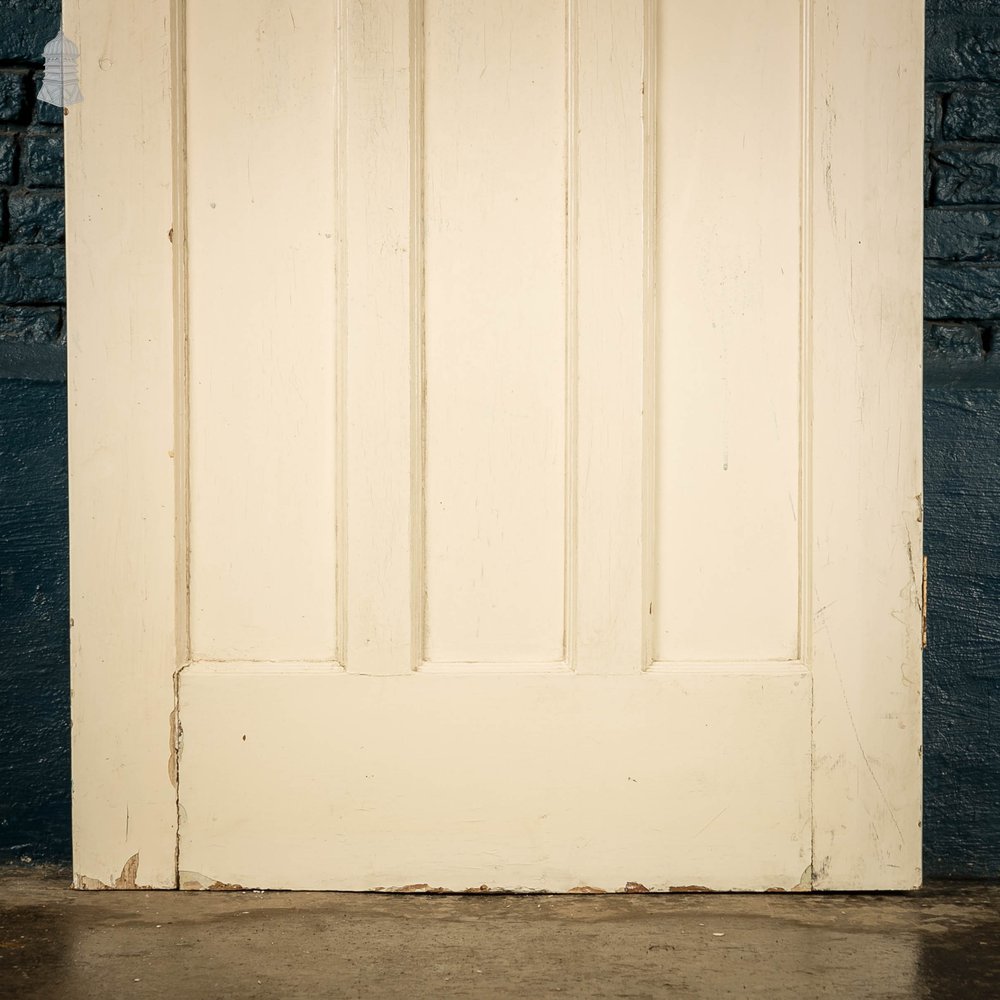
xmin=423 ymin=0 xmax=568 ymax=665
xmin=654 ymin=0 xmax=803 ymax=663
xmin=186 ymin=2 xmax=340 ymax=662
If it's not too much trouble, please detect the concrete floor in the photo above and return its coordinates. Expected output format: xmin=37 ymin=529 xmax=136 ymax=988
xmin=1 ymin=868 xmax=998 ymax=999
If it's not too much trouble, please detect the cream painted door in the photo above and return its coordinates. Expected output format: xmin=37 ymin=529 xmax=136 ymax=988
xmin=66 ymin=0 xmax=923 ymax=891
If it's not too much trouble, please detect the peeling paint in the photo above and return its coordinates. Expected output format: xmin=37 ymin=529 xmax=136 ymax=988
xmin=167 ymin=707 xmax=178 ymax=789
xmin=114 ymin=852 xmax=141 ymax=889
xmin=624 ymin=882 xmax=650 ymax=893
xmin=668 ymin=885 xmax=713 ymax=893
xmin=568 ymin=886 xmax=607 ymax=894
xmin=922 ymin=555 xmax=929 ymax=650
xmin=178 ymin=871 xmax=247 ymax=891
xmin=376 ymin=885 xmax=550 ymax=895
xmin=75 ymin=852 xmax=147 ymax=890
xmin=74 ymin=874 xmax=111 ymax=890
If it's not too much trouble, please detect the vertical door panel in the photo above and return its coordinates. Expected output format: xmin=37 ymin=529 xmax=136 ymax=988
xmin=654 ymin=0 xmax=802 ymax=663
xmin=186 ymin=2 xmax=340 ymax=662
xmin=422 ymin=0 xmax=569 ymax=665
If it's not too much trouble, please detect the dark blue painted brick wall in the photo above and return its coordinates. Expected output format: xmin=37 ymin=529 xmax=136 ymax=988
xmin=0 ymin=0 xmax=68 ymax=863
xmin=0 ymin=0 xmax=65 ymax=386
xmin=0 ymin=379 xmax=69 ymax=862
xmin=2 ymin=0 xmax=1000 ymax=875
xmin=924 ymin=0 xmax=1000 ymax=878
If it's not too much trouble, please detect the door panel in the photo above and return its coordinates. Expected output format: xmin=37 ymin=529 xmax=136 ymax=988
xmin=654 ymin=0 xmax=802 ymax=663
xmin=186 ymin=1 xmax=341 ymax=662
xmin=423 ymin=0 xmax=568 ymax=665
xmin=179 ymin=668 xmax=810 ymax=892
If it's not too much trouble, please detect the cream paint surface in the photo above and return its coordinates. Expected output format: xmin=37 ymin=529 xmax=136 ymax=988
xmin=178 ymin=666 xmax=812 ymax=892
xmin=65 ymin=0 xmax=182 ymax=888
xmin=655 ymin=0 xmax=802 ymax=663
xmin=809 ymin=0 xmax=924 ymax=889
xmin=186 ymin=1 xmax=340 ymax=662
xmin=69 ymin=0 xmax=923 ymax=892
xmin=423 ymin=0 xmax=568 ymax=664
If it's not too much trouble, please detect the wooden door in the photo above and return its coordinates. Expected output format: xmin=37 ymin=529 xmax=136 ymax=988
xmin=66 ymin=0 xmax=924 ymax=891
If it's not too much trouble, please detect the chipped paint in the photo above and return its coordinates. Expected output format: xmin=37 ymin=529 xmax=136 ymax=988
xmin=922 ymin=555 xmax=929 ymax=650
xmin=179 ymin=871 xmax=247 ymax=891
xmin=74 ymin=875 xmax=112 ymax=891
xmin=167 ymin=707 xmax=178 ymax=790
xmin=114 ymin=852 xmax=141 ymax=889
xmin=798 ymin=865 xmax=813 ymax=892
xmin=75 ymin=853 xmax=148 ymax=890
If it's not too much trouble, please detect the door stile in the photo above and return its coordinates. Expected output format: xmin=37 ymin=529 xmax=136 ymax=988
xmin=808 ymin=0 xmax=923 ymax=890
xmin=66 ymin=0 xmax=184 ymax=888
xmin=409 ymin=0 xmax=427 ymax=677
xmin=563 ymin=0 xmax=579 ymax=673
xmin=171 ymin=0 xmax=191 ymax=891
xmin=640 ymin=0 xmax=659 ymax=676
xmin=335 ymin=0 xmax=349 ymax=671
xmin=799 ymin=0 xmax=816 ymax=887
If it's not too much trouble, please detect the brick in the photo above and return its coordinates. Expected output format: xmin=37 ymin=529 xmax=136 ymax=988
xmin=20 ymin=133 xmax=62 ymax=188
xmin=932 ymin=148 xmax=1000 ymax=205
xmin=927 ymin=94 xmax=941 ymax=144
xmin=0 ymin=247 xmax=65 ymax=304
xmin=32 ymin=93 xmax=63 ymax=127
xmin=8 ymin=190 xmax=64 ymax=245
xmin=927 ymin=16 xmax=1000 ymax=83
xmin=925 ymin=263 xmax=1000 ymax=320
xmin=927 ymin=0 xmax=1000 ymax=13
xmin=943 ymin=90 xmax=1000 ymax=141
xmin=0 ymin=70 xmax=31 ymax=125
xmin=925 ymin=323 xmax=987 ymax=363
xmin=0 ymin=134 xmax=16 ymax=186
xmin=0 ymin=0 xmax=60 ymax=63
xmin=0 ymin=305 xmax=62 ymax=343
xmin=926 ymin=208 xmax=1000 ymax=261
